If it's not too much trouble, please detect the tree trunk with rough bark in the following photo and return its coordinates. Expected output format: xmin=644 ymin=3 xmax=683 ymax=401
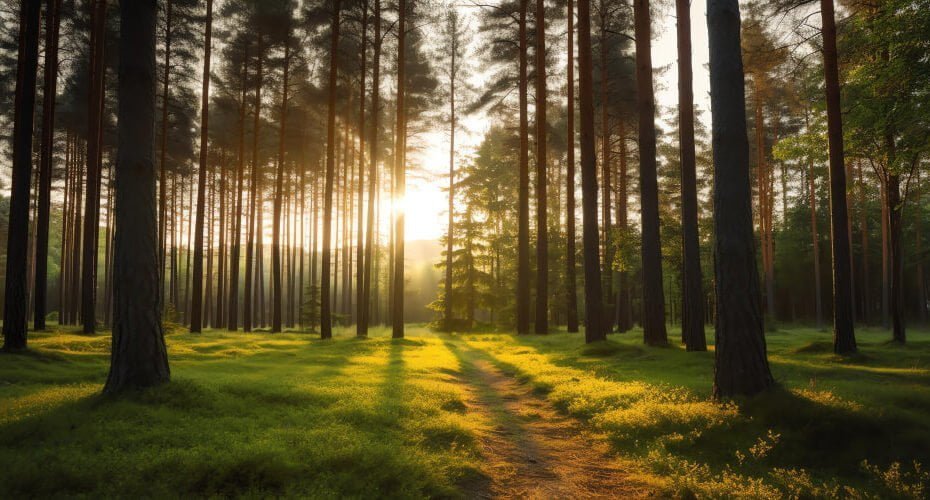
xmin=565 ymin=0 xmax=579 ymax=333
xmin=105 ymin=0 xmax=170 ymax=394
xmin=578 ymin=0 xmax=605 ymax=343
xmin=634 ymin=0 xmax=667 ymax=346
xmin=821 ymin=0 xmax=856 ymax=353
xmin=534 ymin=0 xmax=549 ymax=333
xmin=676 ymin=0 xmax=705 ymax=351
xmin=2 ymin=0 xmax=41 ymax=350
xmin=34 ymin=0 xmax=63 ymax=331
xmin=707 ymin=0 xmax=773 ymax=398
xmin=190 ymin=0 xmax=213 ymax=333
xmin=321 ymin=0 xmax=341 ymax=339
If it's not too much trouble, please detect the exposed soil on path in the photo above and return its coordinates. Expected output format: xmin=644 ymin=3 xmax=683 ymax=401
xmin=449 ymin=341 xmax=653 ymax=499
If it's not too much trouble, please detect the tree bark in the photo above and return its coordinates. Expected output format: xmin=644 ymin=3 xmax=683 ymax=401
xmin=707 ymin=0 xmax=773 ymax=398
xmin=392 ymin=0 xmax=407 ymax=339
xmin=321 ymin=0 xmax=341 ymax=339
xmin=676 ymin=0 xmax=705 ymax=351
xmin=243 ymin=36 xmax=263 ymax=333
xmin=565 ymin=0 xmax=579 ymax=333
xmin=81 ymin=0 xmax=108 ymax=334
xmin=516 ymin=0 xmax=530 ymax=335
xmin=228 ymin=46 xmax=249 ymax=331
xmin=105 ymin=0 xmax=170 ymax=393
xmin=2 ymin=0 xmax=42 ymax=350
xmin=809 ymin=146 xmax=824 ymax=330
xmin=534 ymin=0 xmax=549 ymax=333
xmin=272 ymin=41 xmax=290 ymax=333
xmin=362 ymin=0 xmax=381 ymax=335
xmin=634 ymin=0 xmax=667 ymax=346
xmin=355 ymin=1 xmax=369 ymax=335
xmin=578 ymin=0 xmax=605 ymax=343
xmin=821 ymin=0 xmax=856 ymax=353
xmin=33 ymin=0 xmax=63 ymax=331
xmin=444 ymin=12 xmax=456 ymax=332
xmin=158 ymin=0 xmax=173 ymax=311
xmin=190 ymin=0 xmax=213 ymax=333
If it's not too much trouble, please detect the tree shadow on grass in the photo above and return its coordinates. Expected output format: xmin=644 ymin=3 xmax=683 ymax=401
xmin=468 ymin=335 xmax=930 ymax=488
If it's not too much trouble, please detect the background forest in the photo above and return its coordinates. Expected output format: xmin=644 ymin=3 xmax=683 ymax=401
xmin=0 ymin=0 xmax=928 ymax=497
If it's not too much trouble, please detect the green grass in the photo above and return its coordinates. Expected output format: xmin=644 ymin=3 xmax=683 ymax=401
xmin=1 ymin=324 xmax=929 ymax=498
xmin=462 ymin=326 xmax=930 ymax=498
xmin=0 ymin=326 xmax=482 ymax=498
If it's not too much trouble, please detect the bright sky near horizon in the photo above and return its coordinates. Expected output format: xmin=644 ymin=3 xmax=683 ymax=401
xmin=402 ymin=1 xmax=712 ymax=242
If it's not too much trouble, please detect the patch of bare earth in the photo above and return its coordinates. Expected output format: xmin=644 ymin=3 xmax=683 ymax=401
xmin=453 ymin=344 xmax=653 ymax=499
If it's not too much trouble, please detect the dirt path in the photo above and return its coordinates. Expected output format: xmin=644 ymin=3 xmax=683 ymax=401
xmin=450 ymin=342 xmax=651 ymax=499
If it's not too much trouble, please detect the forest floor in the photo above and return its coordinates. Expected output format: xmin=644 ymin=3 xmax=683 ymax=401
xmin=1 ymin=324 xmax=929 ymax=498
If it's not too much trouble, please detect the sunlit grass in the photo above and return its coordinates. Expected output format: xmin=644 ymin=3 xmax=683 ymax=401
xmin=1 ymin=325 xmax=928 ymax=497
xmin=0 ymin=326 xmax=483 ymax=497
xmin=462 ymin=327 xmax=930 ymax=498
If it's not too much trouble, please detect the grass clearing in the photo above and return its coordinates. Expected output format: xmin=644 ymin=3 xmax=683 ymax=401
xmin=1 ymin=325 xmax=928 ymax=497
xmin=463 ymin=326 xmax=930 ymax=498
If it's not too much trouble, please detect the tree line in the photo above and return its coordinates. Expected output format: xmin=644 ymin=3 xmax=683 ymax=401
xmin=0 ymin=0 xmax=928 ymax=398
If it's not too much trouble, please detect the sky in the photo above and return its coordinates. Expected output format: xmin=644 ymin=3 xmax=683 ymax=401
xmin=401 ymin=1 xmax=713 ymax=241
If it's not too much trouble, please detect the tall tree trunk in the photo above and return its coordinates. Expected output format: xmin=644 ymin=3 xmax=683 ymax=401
xmin=707 ymin=0 xmax=773 ymax=398
xmin=615 ymin=120 xmax=631 ymax=331
xmin=158 ymin=0 xmax=173 ymax=310
xmin=190 ymin=0 xmax=213 ymax=333
xmin=857 ymin=161 xmax=869 ymax=322
xmin=321 ymin=0 xmax=341 ymax=339
xmin=881 ymin=181 xmax=889 ymax=327
xmin=244 ymin=36 xmax=263 ymax=333
xmin=272 ymin=41 xmax=290 ymax=333
xmin=356 ymin=1 xmax=368 ymax=335
xmin=565 ymin=0 xmax=579 ymax=333
xmin=362 ymin=0 xmax=381 ymax=335
xmin=754 ymin=97 xmax=776 ymax=323
xmin=81 ymin=0 xmax=108 ymax=335
xmin=578 ymin=0 xmax=605 ymax=343
xmin=676 ymin=0 xmax=705 ymax=351
xmin=888 ymin=173 xmax=905 ymax=342
xmin=598 ymin=3 xmax=613 ymax=331
xmin=809 ymin=146 xmax=824 ymax=330
xmin=228 ymin=47 xmax=249 ymax=331
xmin=392 ymin=0 xmax=407 ymax=338
xmin=105 ymin=0 xmax=170 ymax=393
xmin=444 ymin=15 xmax=456 ymax=332
xmin=634 ymin=0 xmax=667 ymax=346
xmin=516 ymin=0 xmax=530 ymax=335
xmin=534 ymin=0 xmax=549 ymax=334
xmin=34 ymin=0 xmax=63 ymax=331
xmin=917 ymin=170 xmax=926 ymax=323
xmin=216 ymin=154 xmax=227 ymax=327
xmin=821 ymin=0 xmax=856 ymax=353
xmin=2 ymin=0 xmax=41 ymax=349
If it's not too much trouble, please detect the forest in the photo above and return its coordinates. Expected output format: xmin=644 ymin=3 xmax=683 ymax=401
xmin=0 ymin=0 xmax=929 ymax=497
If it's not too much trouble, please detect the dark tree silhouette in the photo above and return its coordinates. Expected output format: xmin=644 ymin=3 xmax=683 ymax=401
xmin=578 ymin=0 xmax=605 ymax=343
xmin=534 ymin=0 xmax=549 ymax=334
xmin=190 ymin=0 xmax=214 ymax=333
xmin=2 ymin=0 xmax=42 ymax=350
xmin=361 ymin=0 xmax=382 ymax=336
xmin=516 ymin=0 xmax=530 ymax=335
xmin=707 ymin=0 xmax=773 ymax=398
xmin=565 ymin=0 xmax=579 ymax=333
xmin=105 ymin=0 xmax=170 ymax=394
xmin=821 ymin=0 xmax=856 ymax=354
xmin=34 ymin=0 xmax=63 ymax=332
xmin=676 ymin=0 xmax=706 ymax=351
xmin=392 ymin=0 xmax=408 ymax=339
xmin=634 ymin=0 xmax=667 ymax=346
xmin=321 ymin=0 xmax=341 ymax=339
xmin=81 ymin=0 xmax=108 ymax=334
